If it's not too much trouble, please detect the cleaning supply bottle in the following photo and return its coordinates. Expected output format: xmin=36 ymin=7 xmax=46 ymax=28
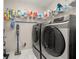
xmin=7 ymin=10 xmax=11 ymax=21
xmin=10 ymin=17 xmax=15 ymax=30
xmin=4 ymin=10 xmax=7 ymax=21
xmin=56 ymin=3 xmax=63 ymax=12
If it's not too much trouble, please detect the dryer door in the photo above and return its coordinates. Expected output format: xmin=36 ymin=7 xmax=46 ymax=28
xmin=42 ymin=26 xmax=65 ymax=57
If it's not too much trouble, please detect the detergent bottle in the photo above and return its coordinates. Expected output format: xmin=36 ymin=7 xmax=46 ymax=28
xmin=56 ymin=3 xmax=63 ymax=12
xmin=10 ymin=17 xmax=15 ymax=30
xmin=4 ymin=10 xmax=7 ymax=21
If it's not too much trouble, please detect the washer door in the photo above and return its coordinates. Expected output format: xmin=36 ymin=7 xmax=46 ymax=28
xmin=42 ymin=26 xmax=65 ymax=57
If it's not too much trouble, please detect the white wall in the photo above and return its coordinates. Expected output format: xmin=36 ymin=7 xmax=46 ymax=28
xmin=4 ymin=20 xmax=36 ymax=52
xmin=4 ymin=0 xmax=75 ymax=11
xmin=4 ymin=0 xmax=38 ymax=52
xmin=49 ymin=0 xmax=75 ymax=10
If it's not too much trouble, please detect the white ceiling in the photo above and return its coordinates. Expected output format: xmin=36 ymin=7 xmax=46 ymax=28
xmin=4 ymin=0 xmax=74 ymax=12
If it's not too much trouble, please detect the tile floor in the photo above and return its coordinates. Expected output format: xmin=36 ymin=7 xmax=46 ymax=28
xmin=8 ymin=49 xmax=37 ymax=59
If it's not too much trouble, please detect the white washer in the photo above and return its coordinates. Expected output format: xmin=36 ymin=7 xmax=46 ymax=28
xmin=32 ymin=23 xmax=41 ymax=59
xmin=41 ymin=21 xmax=69 ymax=59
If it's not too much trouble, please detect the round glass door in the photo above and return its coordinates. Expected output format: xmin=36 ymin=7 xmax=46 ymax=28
xmin=42 ymin=26 xmax=65 ymax=57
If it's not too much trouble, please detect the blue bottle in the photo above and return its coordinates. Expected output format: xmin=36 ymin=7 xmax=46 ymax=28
xmin=10 ymin=18 xmax=15 ymax=30
xmin=56 ymin=3 xmax=63 ymax=12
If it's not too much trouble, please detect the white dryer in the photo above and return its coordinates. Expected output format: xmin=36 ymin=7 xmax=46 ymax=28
xmin=41 ymin=20 xmax=69 ymax=59
xmin=32 ymin=24 xmax=41 ymax=59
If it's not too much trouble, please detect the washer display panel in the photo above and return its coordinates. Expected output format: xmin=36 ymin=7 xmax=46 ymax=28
xmin=42 ymin=26 xmax=65 ymax=57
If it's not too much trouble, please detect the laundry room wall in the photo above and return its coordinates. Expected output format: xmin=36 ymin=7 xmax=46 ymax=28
xmin=49 ymin=0 xmax=75 ymax=10
xmin=4 ymin=0 xmax=37 ymax=52
xmin=4 ymin=21 xmax=36 ymax=52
